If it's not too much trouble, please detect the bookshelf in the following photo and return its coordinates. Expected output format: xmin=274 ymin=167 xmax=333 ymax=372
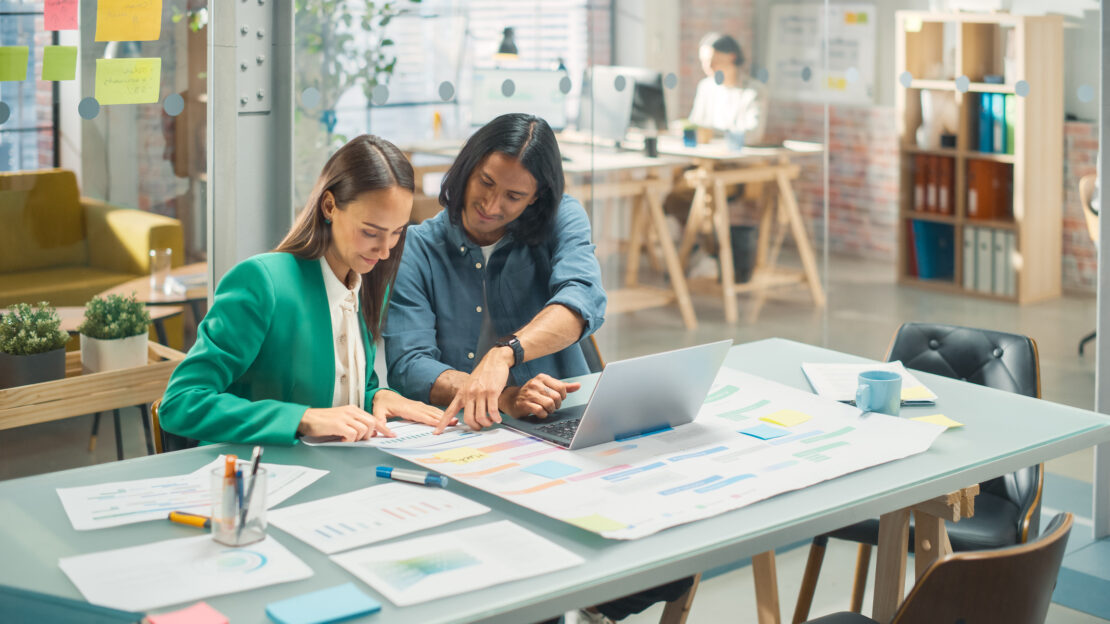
xmin=895 ymin=11 xmax=1063 ymax=303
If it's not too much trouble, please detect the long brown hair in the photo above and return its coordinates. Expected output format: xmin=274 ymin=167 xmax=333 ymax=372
xmin=275 ymin=134 xmax=414 ymax=340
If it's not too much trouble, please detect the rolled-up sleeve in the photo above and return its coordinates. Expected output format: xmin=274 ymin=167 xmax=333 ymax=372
xmin=545 ymin=195 xmax=606 ymax=338
xmin=383 ymin=238 xmax=453 ymax=403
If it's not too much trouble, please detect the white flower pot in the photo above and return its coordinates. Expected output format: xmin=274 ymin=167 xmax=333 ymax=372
xmin=80 ymin=333 xmax=148 ymax=373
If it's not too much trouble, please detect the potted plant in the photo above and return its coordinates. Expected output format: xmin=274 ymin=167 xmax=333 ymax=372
xmin=78 ymin=294 xmax=152 ymax=373
xmin=0 ymin=303 xmax=69 ymax=389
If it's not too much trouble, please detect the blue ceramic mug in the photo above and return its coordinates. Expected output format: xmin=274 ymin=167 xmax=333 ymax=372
xmin=855 ymin=370 xmax=902 ymax=416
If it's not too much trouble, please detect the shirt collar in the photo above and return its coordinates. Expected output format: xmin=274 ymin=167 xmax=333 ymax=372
xmin=319 ymin=256 xmax=361 ymax=309
xmin=439 ymin=209 xmax=515 ymax=253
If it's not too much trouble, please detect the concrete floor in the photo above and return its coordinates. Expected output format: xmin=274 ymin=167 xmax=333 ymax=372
xmin=0 ymin=249 xmax=1103 ymax=622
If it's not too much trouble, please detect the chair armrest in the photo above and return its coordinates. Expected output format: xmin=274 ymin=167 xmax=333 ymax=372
xmin=83 ymin=198 xmax=185 ymax=275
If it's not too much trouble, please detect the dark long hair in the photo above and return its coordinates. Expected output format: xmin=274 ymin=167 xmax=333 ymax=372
xmin=274 ymin=134 xmax=414 ymax=340
xmin=439 ymin=113 xmax=564 ymax=245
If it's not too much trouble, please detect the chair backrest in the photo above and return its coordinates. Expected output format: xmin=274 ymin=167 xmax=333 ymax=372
xmin=1080 ymin=173 xmax=1098 ymax=246
xmin=150 ymin=399 xmax=199 ymax=453
xmin=579 ymin=334 xmax=605 ymax=374
xmin=892 ymin=512 xmax=1073 ymax=624
xmin=886 ymin=322 xmax=1043 ymax=540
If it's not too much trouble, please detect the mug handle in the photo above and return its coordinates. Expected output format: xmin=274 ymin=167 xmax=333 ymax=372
xmin=855 ymin=384 xmax=871 ymax=412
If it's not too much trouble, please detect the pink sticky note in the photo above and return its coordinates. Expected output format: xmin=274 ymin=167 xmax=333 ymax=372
xmin=45 ymin=0 xmax=79 ymax=31
xmin=147 ymin=602 xmax=229 ymax=624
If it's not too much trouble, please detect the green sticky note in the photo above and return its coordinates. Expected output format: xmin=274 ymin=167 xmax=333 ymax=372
xmin=95 ymin=58 xmax=161 ymax=105
xmin=42 ymin=46 xmax=77 ymax=81
xmin=760 ymin=409 xmax=812 ymax=428
xmin=566 ymin=513 xmax=627 ymax=534
xmin=0 ymin=47 xmax=30 ymax=82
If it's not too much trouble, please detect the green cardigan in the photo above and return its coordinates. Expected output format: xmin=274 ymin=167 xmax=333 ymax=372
xmin=160 ymin=253 xmax=387 ymax=445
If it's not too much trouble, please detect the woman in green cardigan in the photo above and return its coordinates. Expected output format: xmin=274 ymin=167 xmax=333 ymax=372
xmin=160 ymin=135 xmax=445 ymax=445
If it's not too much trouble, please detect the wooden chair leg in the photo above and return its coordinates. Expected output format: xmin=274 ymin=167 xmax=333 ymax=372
xmin=752 ymin=551 xmax=781 ymax=624
xmin=850 ymin=543 xmax=872 ymax=613
xmin=659 ymin=573 xmax=701 ymax=624
xmin=792 ymin=536 xmax=828 ymax=624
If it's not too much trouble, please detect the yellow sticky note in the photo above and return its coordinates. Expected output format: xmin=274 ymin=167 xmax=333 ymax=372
xmin=902 ymin=386 xmax=934 ymax=401
xmin=42 ymin=46 xmax=77 ymax=81
xmin=95 ymin=58 xmax=161 ymax=105
xmin=911 ymin=414 xmax=963 ymax=429
xmin=905 ymin=17 xmax=923 ymax=33
xmin=95 ymin=0 xmax=163 ymax=42
xmin=0 ymin=46 xmax=29 ymax=82
xmin=433 ymin=447 xmax=488 ymax=465
xmin=566 ymin=514 xmax=627 ymax=533
xmin=761 ymin=410 xmax=812 ymax=428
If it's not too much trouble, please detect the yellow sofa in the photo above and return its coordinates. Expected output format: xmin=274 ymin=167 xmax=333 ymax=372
xmin=0 ymin=168 xmax=184 ymax=325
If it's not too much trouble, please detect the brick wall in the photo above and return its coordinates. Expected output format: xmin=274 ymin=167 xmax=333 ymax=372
xmin=1064 ymin=121 xmax=1098 ymax=292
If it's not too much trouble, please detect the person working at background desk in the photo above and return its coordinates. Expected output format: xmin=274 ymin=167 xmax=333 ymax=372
xmin=383 ymin=113 xmax=691 ymax=624
xmin=160 ymin=135 xmax=444 ymax=445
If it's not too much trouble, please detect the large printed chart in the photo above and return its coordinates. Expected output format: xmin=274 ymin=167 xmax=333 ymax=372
xmin=380 ymin=368 xmax=945 ymax=540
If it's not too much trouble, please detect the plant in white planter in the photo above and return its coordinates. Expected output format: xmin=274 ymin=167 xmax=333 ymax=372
xmin=78 ymin=294 xmax=152 ymax=373
xmin=0 ymin=302 xmax=70 ymax=389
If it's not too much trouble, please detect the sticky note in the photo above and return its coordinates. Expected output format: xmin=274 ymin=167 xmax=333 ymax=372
xmin=566 ymin=513 xmax=627 ymax=533
xmin=0 ymin=47 xmax=29 ymax=82
xmin=902 ymin=386 xmax=933 ymax=401
xmin=740 ymin=423 xmax=789 ymax=441
xmin=433 ymin=447 xmax=487 ymax=465
xmin=760 ymin=410 xmax=812 ymax=428
xmin=523 ymin=460 xmax=581 ymax=479
xmin=95 ymin=0 xmax=163 ymax=42
xmin=148 ymin=602 xmax=228 ymax=624
xmin=911 ymin=414 xmax=963 ymax=429
xmin=42 ymin=46 xmax=77 ymax=81
xmin=905 ymin=16 xmax=923 ymax=33
xmin=265 ymin=583 xmax=381 ymax=624
xmin=45 ymin=0 xmax=79 ymax=31
xmin=95 ymin=58 xmax=161 ymax=105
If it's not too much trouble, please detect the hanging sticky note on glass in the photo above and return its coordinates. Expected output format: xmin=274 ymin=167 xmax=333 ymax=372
xmin=45 ymin=0 xmax=79 ymax=31
xmin=760 ymin=410 xmax=812 ymax=428
xmin=95 ymin=0 xmax=163 ymax=42
xmin=42 ymin=46 xmax=78 ymax=81
xmin=0 ymin=47 xmax=29 ymax=82
xmin=911 ymin=414 xmax=964 ymax=429
xmin=95 ymin=58 xmax=161 ymax=105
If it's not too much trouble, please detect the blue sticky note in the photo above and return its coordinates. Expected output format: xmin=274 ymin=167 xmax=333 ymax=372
xmin=522 ymin=460 xmax=581 ymax=479
xmin=266 ymin=583 xmax=380 ymax=624
xmin=739 ymin=423 xmax=788 ymax=441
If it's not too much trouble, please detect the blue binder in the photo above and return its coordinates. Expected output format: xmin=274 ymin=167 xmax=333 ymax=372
xmin=979 ymin=93 xmax=994 ymax=153
xmin=912 ymin=221 xmax=955 ymax=280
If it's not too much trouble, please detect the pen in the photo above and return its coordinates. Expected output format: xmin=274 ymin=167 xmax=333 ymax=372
xmin=222 ymin=455 xmax=238 ymax=523
xmin=376 ymin=466 xmax=448 ymax=488
xmin=168 ymin=511 xmax=211 ymax=529
xmin=237 ymin=446 xmax=263 ymax=541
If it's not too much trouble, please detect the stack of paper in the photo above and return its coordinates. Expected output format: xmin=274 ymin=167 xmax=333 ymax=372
xmin=801 ymin=361 xmax=938 ymax=405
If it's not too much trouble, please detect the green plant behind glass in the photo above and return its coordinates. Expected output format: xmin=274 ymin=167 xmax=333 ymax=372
xmin=78 ymin=295 xmax=152 ymax=341
xmin=0 ymin=303 xmax=69 ymax=356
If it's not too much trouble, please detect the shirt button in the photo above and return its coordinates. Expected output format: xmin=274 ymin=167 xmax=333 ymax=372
xmin=476 ymin=306 xmax=482 ymax=313
xmin=339 ymin=334 xmax=346 ymax=344
xmin=340 ymin=374 xmax=347 ymax=381
xmin=467 ymin=352 xmax=475 ymax=359
xmin=475 ymin=262 xmax=482 ymax=269
xmin=459 ymin=246 xmax=465 ymax=253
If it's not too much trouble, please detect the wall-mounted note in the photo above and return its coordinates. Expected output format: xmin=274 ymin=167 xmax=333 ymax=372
xmin=0 ymin=47 xmax=29 ymax=82
xmin=95 ymin=58 xmax=161 ymax=105
xmin=95 ymin=0 xmax=163 ymax=42
xmin=42 ymin=46 xmax=78 ymax=81
xmin=45 ymin=0 xmax=79 ymax=31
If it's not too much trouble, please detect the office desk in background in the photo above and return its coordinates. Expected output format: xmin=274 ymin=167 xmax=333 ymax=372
xmin=2 ymin=338 xmax=1107 ymax=624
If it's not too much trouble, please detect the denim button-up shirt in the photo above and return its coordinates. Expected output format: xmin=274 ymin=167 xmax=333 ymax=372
xmin=384 ymin=194 xmax=606 ymax=403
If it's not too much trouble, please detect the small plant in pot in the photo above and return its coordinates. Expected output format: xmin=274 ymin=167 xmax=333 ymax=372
xmin=78 ymin=294 xmax=151 ymax=373
xmin=0 ymin=303 xmax=70 ymax=389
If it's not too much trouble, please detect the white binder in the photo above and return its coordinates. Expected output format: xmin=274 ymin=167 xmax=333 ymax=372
xmin=976 ymin=227 xmax=994 ymax=293
xmin=963 ymin=226 xmax=977 ymax=290
xmin=992 ymin=230 xmax=1007 ymax=295
xmin=1005 ymin=231 xmax=1017 ymax=296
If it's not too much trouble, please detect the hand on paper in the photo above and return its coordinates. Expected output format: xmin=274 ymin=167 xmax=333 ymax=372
xmin=373 ymin=389 xmax=453 ymax=428
xmin=501 ymin=374 xmax=581 ymax=419
xmin=299 ymin=405 xmax=395 ymax=442
xmin=434 ymin=347 xmax=513 ymax=433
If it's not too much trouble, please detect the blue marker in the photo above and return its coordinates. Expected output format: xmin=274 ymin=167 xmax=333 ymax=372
xmin=375 ymin=466 xmax=448 ymax=488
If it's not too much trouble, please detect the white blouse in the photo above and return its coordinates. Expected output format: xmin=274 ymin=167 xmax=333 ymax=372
xmin=320 ymin=257 xmax=367 ymax=409
xmin=689 ymin=77 xmax=768 ymax=143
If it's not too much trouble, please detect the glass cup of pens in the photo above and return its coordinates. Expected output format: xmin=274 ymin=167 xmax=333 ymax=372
xmin=149 ymin=247 xmax=172 ymax=294
xmin=210 ymin=462 xmax=267 ymax=546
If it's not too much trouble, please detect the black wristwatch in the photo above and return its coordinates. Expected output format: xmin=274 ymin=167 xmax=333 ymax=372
xmin=494 ymin=334 xmax=524 ymax=367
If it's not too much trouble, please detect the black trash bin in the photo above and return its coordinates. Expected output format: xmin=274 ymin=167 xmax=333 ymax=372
xmin=729 ymin=225 xmax=758 ymax=283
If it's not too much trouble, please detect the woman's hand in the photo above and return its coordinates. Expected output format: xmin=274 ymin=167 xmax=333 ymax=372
xmin=434 ymin=347 xmax=513 ymax=433
xmin=298 ymin=405 xmax=394 ymax=442
xmin=500 ymin=374 xmax=582 ymax=419
xmin=373 ymin=389 xmax=451 ymax=427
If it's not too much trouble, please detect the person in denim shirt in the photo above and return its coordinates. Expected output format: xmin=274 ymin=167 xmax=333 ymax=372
xmin=383 ymin=113 xmax=692 ymax=624
xmin=384 ymin=113 xmax=605 ymax=431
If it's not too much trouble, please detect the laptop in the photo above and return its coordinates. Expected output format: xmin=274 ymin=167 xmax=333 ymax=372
xmin=503 ymin=340 xmax=732 ymax=450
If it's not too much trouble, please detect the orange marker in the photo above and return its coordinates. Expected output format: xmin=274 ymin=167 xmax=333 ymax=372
xmin=224 ymin=454 xmax=238 ymax=478
xmin=168 ymin=511 xmax=211 ymax=529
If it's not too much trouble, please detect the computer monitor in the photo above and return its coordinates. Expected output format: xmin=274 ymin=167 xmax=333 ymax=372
xmin=576 ymin=66 xmax=668 ymax=142
xmin=471 ymin=69 xmax=568 ymax=130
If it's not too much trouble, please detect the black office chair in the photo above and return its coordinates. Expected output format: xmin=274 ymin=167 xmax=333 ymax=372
xmin=804 ymin=513 xmax=1072 ymax=624
xmin=579 ymin=334 xmax=606 ymax=374
xmin=793 ymin=322 xmax=1044 ymax=622
xmin=150 ymin=399 xmax=199 ymax=453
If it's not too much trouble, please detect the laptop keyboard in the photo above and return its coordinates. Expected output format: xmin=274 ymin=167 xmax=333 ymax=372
xmin=536 ymin=418 xmax=582 ymax=440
